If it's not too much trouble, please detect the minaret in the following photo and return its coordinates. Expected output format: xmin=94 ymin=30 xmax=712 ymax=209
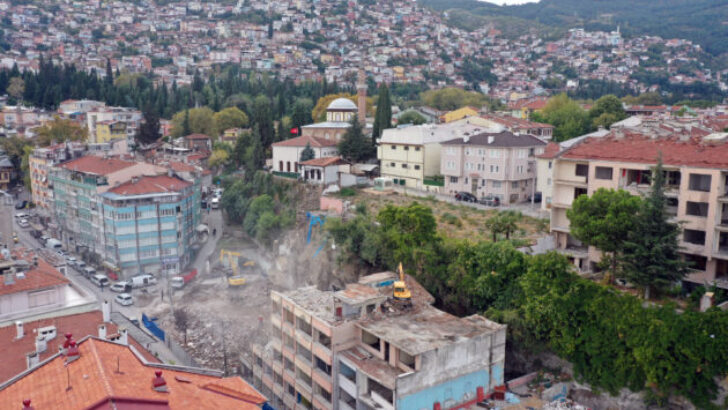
xmin=357 ymin=69 xmax=366 ymax=126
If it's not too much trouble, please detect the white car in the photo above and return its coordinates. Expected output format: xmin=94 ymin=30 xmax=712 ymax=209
xmin=15 ymin=212 xmax=29 ymax=219
xmin=17 ymin=219 xmax=29 ymax=228
xmin=115 ymin=293 xmax=133 ymax=306
xmin=110 ymin=281 xmax=131 ymax=293
xmin=66 ymin=255 xmax=77 ymax=264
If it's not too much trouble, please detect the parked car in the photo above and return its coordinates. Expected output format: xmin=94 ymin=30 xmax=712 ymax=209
xmin=528 ymin=192 xmax=542 ymax=203
xmin=82 ymin=266 xmax=96 ymax=278
xmin=17 ymin=219 xmax=29 ymax=228
xmin=15 ymin=212 xmax=29 ymax=220
xmin=454 ymin=191 xmax=478 ymax=203
xmin=479 ymin=195 xmax=501 ymax=207
xmin=115 ymin=293 xmax=133 ymax=306
xmin=75 ymin=261 xmax=86 ymax=270
xmin=110 ymin=281 xmax=132 ymax=293
xmin=14 ymin=200 xmax=27 ymax=209
xmin=90 ymin=274 xmax=110 ymax=288
xmin=65 ymin=255 xmax=77 ymax=264
xmin=210 ymin=197 xmax=220 ymax=209
xmin=130 ymin=274 xmax=157 ymax=288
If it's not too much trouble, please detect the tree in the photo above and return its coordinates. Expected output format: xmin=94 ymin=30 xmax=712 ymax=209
xmin=213 ymin=106 xmax=249 ymax=136
xmin=300 ymin=143 xmax=315 ymax=162
xmin=7 ymin=76 xmax=24 ymax=103
xmin=244 ymin=129 xmax=265 ymax=173
xmin=251 ymin=95 xmax=274 ymax=147
xmin=621 ymin=155 xmax=688 ymax=299
xmin=135 ymin=105 xmax=161 ymax=145
xmin=171 ymin=107 xmax=215 ymax=138
xmin=484 ymin=210 xmax=521 ymax=241
xmin=567 ymin=188 xmax=643 ymax=281
xmin=531 ymin=93 xmax=591 ymax=141
xmin=397 ymin=110 xmax=427 ymax=126
xmin=338 ymin=115 xmax=374 ymax=162
xmin=589 ymin=94 xmax=626 ymax=128
xmin=290 ymin=99 xmax=313 ymax=134
xmin=36 ymin=116 xmax=88 ymax=145
xmin=420 ymin=88 xmax=486 ymax=111
xmin=105 ymin=58 xmax=113 ymax=86
xmin=376 ymin=202 xmax=439 ymax=269
xmin=209 ymin=148 xmax=230 ymax=169
xmin=372 ymin=83 xmax=392 ymax=143
xmin=173 ymin=309 xmax=190 ymax=345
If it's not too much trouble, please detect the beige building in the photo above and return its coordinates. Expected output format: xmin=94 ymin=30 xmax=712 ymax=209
xmin=377 ymin=118 xmax=496 ymax=190
xmin=252 ymin=273 xmax=506 ymax=410
xmin=544 ymin=131 xmax=728 ymax=289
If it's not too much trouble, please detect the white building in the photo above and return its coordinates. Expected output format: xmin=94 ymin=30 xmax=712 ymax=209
xmin=271 ymin=135 xmax=338 ymax=175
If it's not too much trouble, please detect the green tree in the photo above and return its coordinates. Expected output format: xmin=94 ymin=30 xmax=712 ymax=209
xmin=171 ymin=107 xmax=215 ymax=138
xmin=372 ymin=83 xmax=392 ymax=142
xmin=589 ymin=94 xmax=627 ymax=128
xmin=420 ymin=87 xmax=486 ymax=111
xmin=290 ymin=99 xmax=313 ymax=134
xmin=567 ymin=188 xmax=643 ymax=280
xmin=7 ymin=76 xmax=24 ymax=103
xmin=213 ymin=106 xmax=249 ymax=136
xmin=135 ymin=105 xmax=161 ymax=145
xmin=105 ymin=58 xmax=113 ymax=86
xmin=252 ymin=95 xmax=274 ymax=147
xmin=485 ymin=210 xmax=521 ymax=241
xmin=244 ymin=129 xmax=265 ymax=174
xmin=621 ymin=155 xmax=688 ymax=299
xmin=36 ymin=117 xmax=88 ymax=145
xmin=531 ymin=93 xmax=591 ymax=141
xmin=337 ymin=115 xmax=374 ymax=162
xmin=300 ymin=143 xmax=315 ymax=162
xmin=397 ymin=110 xmax=427 ymax=125
xmin=376 ymin=202 xmax=439 ymax=269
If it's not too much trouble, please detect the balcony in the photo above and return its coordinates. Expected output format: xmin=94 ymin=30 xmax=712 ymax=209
xmin=296 ymin=328 xmax=313 ymax=349
xmin=296 ymin=380 xmax=313 ymax=401
xmin=295 ymin=354 xmax=313 ymax=375
xmin=313 ymin=342 xmax=332 ymax=364
xmin=339 ymin=399 xmax=356 ymax=410
xmin=338 ymin=373 xmax=357 ymax=397
xmin=314 ymin=394 xmax=333 ymax=410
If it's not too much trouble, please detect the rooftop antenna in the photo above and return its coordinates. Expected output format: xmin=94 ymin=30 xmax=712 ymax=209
xmin=65 ymin=366 xmax=72 ymax=392
xmin=115 ymin=356 xmax=124 ymax=374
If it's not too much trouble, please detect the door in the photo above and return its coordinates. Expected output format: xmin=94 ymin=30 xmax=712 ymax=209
xmin=471 ymin=178 xmax=478 ymax=195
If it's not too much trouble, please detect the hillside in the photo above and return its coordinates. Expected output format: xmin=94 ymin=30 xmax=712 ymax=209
xmin=420 ymin=0 xmax=728 ymax=56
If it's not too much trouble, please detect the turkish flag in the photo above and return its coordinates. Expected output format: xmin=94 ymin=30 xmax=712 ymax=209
xmin=291 ymin=128 xmax=299 ymax=135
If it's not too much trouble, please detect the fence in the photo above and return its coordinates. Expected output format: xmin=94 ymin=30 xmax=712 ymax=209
xmin=142 ymin=313 xmax=165 ymax=341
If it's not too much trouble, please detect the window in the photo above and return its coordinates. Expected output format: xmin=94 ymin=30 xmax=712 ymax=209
xmin=446 ymin=161 xmax=455 ymax=170
xmin=446 ymin=147 xmax=455 ymax=155
xmin=404 ymin=146 xmax=409 ymax=151
xmin=465 ymin=162 xmax=472 ymax=170
xmin=683 ymin=229 xmax=706 ymax=245
xmin=465 ymin=148 xmax=471 ymax=156
xmin=414 ymin=165 xmax=420 ymax=170
xmin=450 ymin=177 xmax=458 ymax=183
xmin=512 ymin=181 xmax=519 ymax=189
xmin=688 ymin=174 xmax=711 ymax=192
xmin=477 ymin=149 xmax=484 ymax=156
xmin=574 ymin=187 xmax=587 ymax=199
xmin=391 ymin=145 xmax=397 ymax=150
xmin=575 ymin=164 xmax=589 ymax=177
xmin=684 ymin=253 xmax=707 ymax=270
xmin=595 ymin=167 xmax=613 ymax=180
xmin=390 ymin=162 xmax=395 ymax=167
xmin=492 ymin=181 xmax=502 ymax=188
xmin=401 ymin=164 xmax=408 ymax=169
xmin=547 ymin=178 xmax=552 ymax=186
xmin=518 ymin=149 xmax=527 ymax=159
xmin=29 ymin=289 xmax=56 ymax=308
xmin=686 ymin=202 xmax=709 ymax=217
xmin=489 ymin=149 xmax=500 ymax=158
xmin=490 ymin=165 xmax=499 ymax=173
xmin=664 ymin=170 xmax=681 ymax=186
xmin=548 ymin=161 xmax=552 ymax=169
xmin=415 ymin=146 xmax=420 ymax=151
xmin=516 ymin=165 xmax=524 ymax=173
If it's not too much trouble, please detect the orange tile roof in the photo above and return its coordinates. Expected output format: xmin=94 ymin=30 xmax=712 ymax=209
xmin=59 ymin=156 xmax=136 ymax=176
xmin=561 ymin=133 xmax=728 ymax=169
xmin=0 ymin=258 xmax=69 ymax=297
xmin=272 ymin=134 xmax=338 ymax=148
xmin=0 ymin=338 xmax=267 ymax=410
xmin=106 ymin=175 xmax=191 ymax=196
xmin=167 ymin=161 xmax=196 ymax=173
xmin=299 ymin=156 xmax=347 ymax=167
xmin=537 ymin=142 xmax=561 ymax=159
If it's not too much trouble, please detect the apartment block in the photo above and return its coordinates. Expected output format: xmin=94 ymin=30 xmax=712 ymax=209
xmin=252 ymin=272 xmax=506 ymax=410
xmin=100 ymin=174 xmax=201 ymax=277
xmin=544 ymin=131 xmax=728 ymax=289
xmin=28 ymin=142 xmax=86 ymax=212
xmin=440 ymin=131 xmax=546 ymax=204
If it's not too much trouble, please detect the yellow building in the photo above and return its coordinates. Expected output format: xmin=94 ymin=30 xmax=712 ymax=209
xmin=439 ymin=106 xmax=479 ymax=123
xmin=93 ymin=121 xmax=127 ymax=143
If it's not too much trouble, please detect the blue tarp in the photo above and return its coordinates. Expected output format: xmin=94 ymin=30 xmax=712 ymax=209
xmin=142 ymin=313 xmax=165 ymax=341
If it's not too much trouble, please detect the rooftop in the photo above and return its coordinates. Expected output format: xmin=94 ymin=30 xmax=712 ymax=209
xmin=185 ymin=133 xmax=211 ymax=140
xmin=441 ymin=130 xmax=547 ymax=147
xmin=104 ymin=175 xmax=191 ymax=197
xmin=327 ymin=97 xmax=357 ymax=111
xmin=59 ymin=156 xmax=135 ymax=176
xmin=0 ymin=337 xmax=267 ymax=410
xmin=299 ymin=156 xmax=347 ymax=167
xmin=271 ymin=134 xmax=339 ymax=148
xmin=0 ymin=257 xmax=69 ymax=298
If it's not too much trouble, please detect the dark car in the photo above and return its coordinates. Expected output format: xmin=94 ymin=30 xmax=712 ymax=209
xmin=454 ymin=191 xmax=478 ymax=202
xmin=479 ymin=195 xmax=501 ymax=207
xmin=528 ymin=192 xmax=542 ymax=203
xmin=14 ymin=200 xmax=27 ymax=209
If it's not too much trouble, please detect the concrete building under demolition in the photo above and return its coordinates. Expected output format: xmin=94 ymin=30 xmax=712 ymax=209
xmin=252 ymin=272 xmax=507 ymax=410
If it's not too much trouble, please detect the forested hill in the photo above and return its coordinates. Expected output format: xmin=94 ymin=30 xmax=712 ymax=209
xmin=420 ymin=0 xmax=728 ymax=56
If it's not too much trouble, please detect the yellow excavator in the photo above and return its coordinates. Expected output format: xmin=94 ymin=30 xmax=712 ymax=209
xmin=219 ymin=249 xmax=254 ymax=286
xmin=392 ymin=262 xmax=412 ymax=306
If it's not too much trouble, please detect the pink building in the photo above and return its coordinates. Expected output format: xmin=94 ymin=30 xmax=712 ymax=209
xmin=440 ymin=131 xmax=546 ymax=204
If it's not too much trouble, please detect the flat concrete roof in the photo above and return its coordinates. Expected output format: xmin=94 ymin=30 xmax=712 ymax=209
xmin=340 ymin=346 xmax=404 ymax=390
xmin=280 ymin=287 xmax=336 ymax=323
xmin=358 ymin=307 xmax=504 ymax=356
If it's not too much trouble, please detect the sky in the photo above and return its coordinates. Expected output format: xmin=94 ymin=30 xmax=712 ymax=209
xmin=476 ymin=0 xmax=540 ymax=5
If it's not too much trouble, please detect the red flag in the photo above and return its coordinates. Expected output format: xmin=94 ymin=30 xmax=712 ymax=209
xmin=290 ymin=128 xmax=299 ymax=135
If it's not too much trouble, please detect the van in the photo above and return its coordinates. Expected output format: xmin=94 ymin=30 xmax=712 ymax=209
xmin=210 ymin=197 xmax=220 ymax=209
xmin=82 ymin=267 xmax=96 ymax=278
xmin=75 ymin=261 xmax=86 ymax=270
xmin=45 ymin=238 xmax=62 ymax=250
xmin=90 ymin=274 xmax=110 ymax=288
xmin=130 ymin=274 xmax=157 ymax=288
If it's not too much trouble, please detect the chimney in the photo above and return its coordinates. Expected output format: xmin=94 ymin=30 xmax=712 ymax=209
xmin=152 ymin=371 xmax=168 ymax=392
xmin=131 ymin=176 xmax=140 ymax=184
xmin=98 ymin=324 xmax=107 ymax=339
xmin=35 ymin=336 xmax=47 ymax=353
xmin=61 ymin=333 xmax=73 ymax=355
xmin=463 ymin=135 xmax=470 ymax=144
xmin=120 ymin=328 xmax=128 ymax=346
xmin=15 ymin=321 xmax=24 ymax=339
xmin=356 ymin=69 xmax=367 ymax=126
xmin=65 ymin=341 xmax=80 ymax=364
xmin=26 ymin=352 xmax=39 ymax=369
xmin=487 ymin=136 xmax=494 ymax=144
xmin=22 ymin=399 xmax=34 ymax=410
xmin=102 ymin=301 xmax=111 ymax=323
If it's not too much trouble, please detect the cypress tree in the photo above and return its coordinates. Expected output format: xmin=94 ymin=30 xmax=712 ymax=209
xmin=182 ymin=108 xmax=191 ymax=136
xmin=372 ymin=83 xmax=392 ymax=144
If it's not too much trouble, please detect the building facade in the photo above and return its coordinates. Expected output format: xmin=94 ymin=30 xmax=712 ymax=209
xmin=440 ymin=131 xmax=546 ymax=204
xmin=29 ymin=142 xmax=86 ymax=211
xmin=100 ymin=174 xmax=200 ymax=277
xmin=271 ymin=135 xmax=339 ymax=175
xmin=546 ymin=131 xmax=728 ymax=289
xmin=252 ymin=273 xmax=506 ymax=410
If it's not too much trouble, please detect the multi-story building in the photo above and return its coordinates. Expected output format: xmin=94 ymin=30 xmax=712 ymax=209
xmin=50 ymin=155 xmax=165 ymax=261
xmin=545 ymin=130 xmax=728 ymax=289
xmin=100 ymin=174 xmax=200 ymax=277
xmin=0 ymin=155 xmax=12 ymax=190
xmin=378 ymin=118 xmax=494 ymax=190
xmin=440 ymin=131 xmax=546 ymax=204
xmin=28 ymin=142 xmax=86 ymax=211
xmin=94 ymin=120 xmax=128 ymax=143
xmin=87 ymin=106 xmax=141 ymax=144
xmin=252 ymin=272 xmax=506 ymax=410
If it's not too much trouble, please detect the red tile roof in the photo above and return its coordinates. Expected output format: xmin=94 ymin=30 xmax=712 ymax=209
xmin=59 ymin=156 xmax=136 ymax=176
xmin=561 ymin=133 xmax=728 ymax=169
xmin=272 ymin=134 xmax=338 ymax=148
xmin=0 ymin=259 xmax=69 ymax=297
xmin=167 ymin=161 xmax=196 ymax=173
xmin=537 ymin=142 xmax=561 ymax=159
xmin=184 ymin=133 xmax=210 ymax=140
xmin=299 ymin=156 xmax=347 ymax=167
xmin=0 ymin=338 xmax=267 ymax=410
xmin=106 ymin=175 xmax=191 ymax=196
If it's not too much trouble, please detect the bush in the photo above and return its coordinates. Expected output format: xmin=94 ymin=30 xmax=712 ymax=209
xmin=339 ymin=187 xmax=356 ymax=197
xmin=441 ymin=212 xmax=462 ymax=227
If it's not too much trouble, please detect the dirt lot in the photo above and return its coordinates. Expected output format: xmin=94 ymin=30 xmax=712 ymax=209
xmin=347 ymin=189 xmax=550 ymax=245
